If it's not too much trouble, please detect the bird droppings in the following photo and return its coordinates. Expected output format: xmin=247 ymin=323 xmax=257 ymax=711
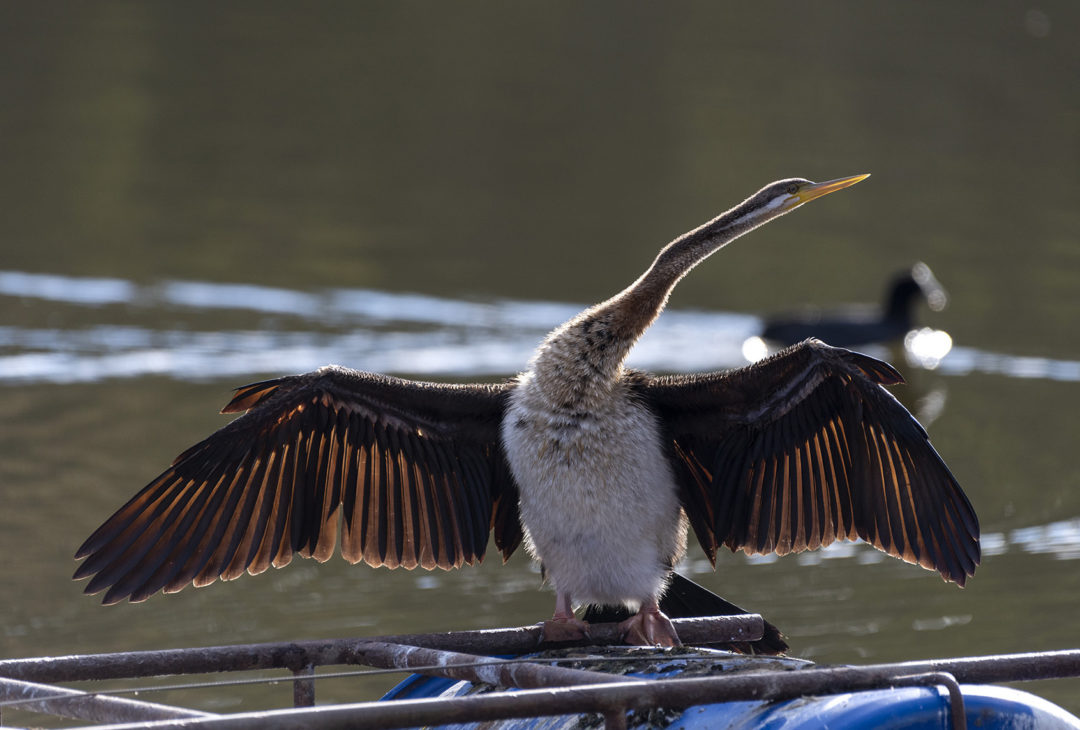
xmin=459 ymin=646 xmax=810 ymax=693
xmin=453 ymin=647 xmax=813 ymax=729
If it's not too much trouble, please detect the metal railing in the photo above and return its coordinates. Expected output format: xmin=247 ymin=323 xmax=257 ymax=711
xmin=2 ymin=615 xmax=1078 ymax=730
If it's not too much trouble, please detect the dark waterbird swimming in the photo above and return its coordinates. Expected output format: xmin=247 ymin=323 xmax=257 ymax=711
xmin=762 ymin=262 xmax=947 ymax=347
xmin=74 ymin=175 xmax=980 ymax=648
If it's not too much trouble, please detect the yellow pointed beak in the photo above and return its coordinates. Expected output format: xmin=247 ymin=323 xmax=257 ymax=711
xmin=794 ymin=173 xmax=870 ymax=205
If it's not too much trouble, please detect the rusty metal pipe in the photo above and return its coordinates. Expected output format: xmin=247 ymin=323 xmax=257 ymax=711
xmin=290 ymin=665 xmax=315 ymax=708
xmin=50 ymin=653 xmax=1080 ymax=730
xmin=0 ymin=615 xmax=762 ymax=684
xmin=0 ymin=675 xmax=213 ymax=724
xmin=352 ymin=641 xmax=633 ymax=690
xmin=891 ymin=673 xmax=965 ymax=730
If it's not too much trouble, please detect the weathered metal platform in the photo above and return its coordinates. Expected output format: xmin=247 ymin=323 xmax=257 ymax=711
xmin=1 ymin=615 xmax=1078 ymax=729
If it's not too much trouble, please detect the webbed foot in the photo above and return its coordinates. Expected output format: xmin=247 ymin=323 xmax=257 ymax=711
xmin=539 ymin=616 xmax=591 ymax=643
xmin=617 ymin=600 xmax=680 ymax=647
xmin=539 ymin=591 xmax=591 ymax=643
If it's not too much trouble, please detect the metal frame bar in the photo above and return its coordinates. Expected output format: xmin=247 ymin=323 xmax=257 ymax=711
xmin=1 ymin=615 xmax=1077 ymax=730
xmin=353 ymin=641 xmax=632 ymax=689
xmin=0 ymin=614 xmax=762 ymax=685
xmin=28 ymin=653 xmax=1080 ymax=730
xmin=0 ymin=675 xmax=213 ymax=725
xmin=891 ymin=673 xmax=966 ymax=730
xmin=0 ymin=616 xmax=758 ymax=726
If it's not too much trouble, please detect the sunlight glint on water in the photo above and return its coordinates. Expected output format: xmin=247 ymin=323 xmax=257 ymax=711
xmin=4 ymin=270 xmax=1080 ymax=385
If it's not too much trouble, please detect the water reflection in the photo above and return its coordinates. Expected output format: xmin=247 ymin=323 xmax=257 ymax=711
xmin=903 ymin=327 xmax=953 ymax=369
xmin=4 ymin=269 xmax=1080 ymax=385
xmin=676 ymin=518 xmax=1080 ymax=567
xmin=938 ymin=346 xmax=1080 ymax=382
xmin=1006 ymin=519 xmax=1080 ymax=561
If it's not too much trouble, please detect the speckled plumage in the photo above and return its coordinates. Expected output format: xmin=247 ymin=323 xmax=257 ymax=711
xmin=504 ymin=359 xmax=686 ymax=609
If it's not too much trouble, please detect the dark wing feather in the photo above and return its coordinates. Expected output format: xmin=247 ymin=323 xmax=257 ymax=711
xmin=74 ymin=365 xmax=523 ymax=604
xmin=636 ymin=339 xmax=979 ymax=585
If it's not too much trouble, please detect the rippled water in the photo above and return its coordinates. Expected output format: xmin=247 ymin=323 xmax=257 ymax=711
xmin=6 ymin=269 xmax=1080 ymax=385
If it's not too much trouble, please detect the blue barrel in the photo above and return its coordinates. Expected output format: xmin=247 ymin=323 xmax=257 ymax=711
xmin=382 ymin=648 xmax=1080 ymax=729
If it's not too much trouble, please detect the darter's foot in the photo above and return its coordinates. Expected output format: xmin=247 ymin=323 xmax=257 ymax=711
xmin=539 ymin=591 xmax=590 ymax=643
xmin=539 ymin=616 xmax=591 ymax=643
xmin=618 ymin=603 xmax=681 ymax=647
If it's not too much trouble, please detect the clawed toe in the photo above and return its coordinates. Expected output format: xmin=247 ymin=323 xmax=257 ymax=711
xmin=540 ymin=617 xmax=591 ymax=643
xmin=618 ymin=608 xmax=681 ymax=647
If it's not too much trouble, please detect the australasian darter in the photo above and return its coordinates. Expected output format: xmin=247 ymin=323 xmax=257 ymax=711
xmin=74 ymin=174 xmax=980 ymax=649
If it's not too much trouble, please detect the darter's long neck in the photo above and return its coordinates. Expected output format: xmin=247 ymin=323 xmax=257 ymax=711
xmin=527 ymin=198 xmax=774 ymax=407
